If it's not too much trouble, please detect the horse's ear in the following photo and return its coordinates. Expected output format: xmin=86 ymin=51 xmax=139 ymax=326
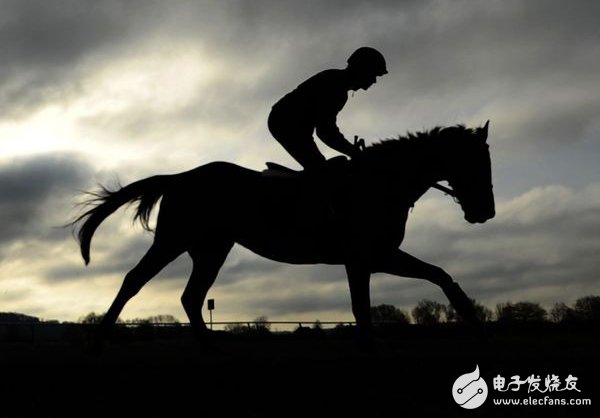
xmin=480 ymin=120 xmax=490 ymax=142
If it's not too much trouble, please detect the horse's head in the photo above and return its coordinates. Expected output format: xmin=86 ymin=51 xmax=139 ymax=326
xmin=443 ymin=121 xmax=495 ymax=224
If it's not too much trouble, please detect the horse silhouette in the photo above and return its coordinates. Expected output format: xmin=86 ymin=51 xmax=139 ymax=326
xmin=73 ymin=122 xmax=494 ymax=343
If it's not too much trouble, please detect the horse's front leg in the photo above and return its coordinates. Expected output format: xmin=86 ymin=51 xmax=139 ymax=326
xmin=374 ymin=249 xmax=482 ymax=330
xmin=345 ymin=263 xmax=373 ymax=347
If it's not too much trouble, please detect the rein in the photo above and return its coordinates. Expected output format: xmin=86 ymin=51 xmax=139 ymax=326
xmin=432 ymin=183 xmax=458 ymax=199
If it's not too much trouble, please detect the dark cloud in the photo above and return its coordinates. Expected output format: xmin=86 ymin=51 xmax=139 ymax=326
xmin=0 ymin=153 xmax=92 ymax=245
xmin=242 ymin=288 xmax=350 ymax=317
xmin=1 ymin=1 xmax=136 ymax=68
xmin=6 ymin=1 xmax=597 ymax=150
xmin=0 ymin=0 xmax=163 ymax=117
xmin=43 ymin=232 xmax=155 ymax=281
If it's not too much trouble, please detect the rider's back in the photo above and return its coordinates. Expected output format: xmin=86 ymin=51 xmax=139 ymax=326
xmin=272 ymin=69 xmax=348 ymax=129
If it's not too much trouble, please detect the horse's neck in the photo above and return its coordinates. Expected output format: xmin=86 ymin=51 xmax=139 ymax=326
xmin=369 ymin=142 xmax=445 ymax=206
xmin=401 ymin=168 xmax=438 ymax=206
xmin=358 ymin=162 xmax=436 ymax=208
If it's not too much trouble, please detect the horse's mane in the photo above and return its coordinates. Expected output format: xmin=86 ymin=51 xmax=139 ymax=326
xmin=362 ymin=124 xmax=476 ymax=164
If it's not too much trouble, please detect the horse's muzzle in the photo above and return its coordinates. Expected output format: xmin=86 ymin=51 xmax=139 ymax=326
xmin=465 ymin=209 xmax=495 ymax=224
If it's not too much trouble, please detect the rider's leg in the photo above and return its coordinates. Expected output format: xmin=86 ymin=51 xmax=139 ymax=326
xmin=268 ymin=109 xmax=326 ymax=169
xmin=274 ymin=134 xmax=327 ymax=171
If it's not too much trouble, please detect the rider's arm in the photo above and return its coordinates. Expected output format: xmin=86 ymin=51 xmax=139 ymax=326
xmin=316 ymin=119 xmax=357 ymax=158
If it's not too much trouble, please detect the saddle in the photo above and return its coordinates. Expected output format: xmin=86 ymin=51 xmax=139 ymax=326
xmin=262 ymin=156 xmax=349 ymax=180
xmin=262 ymin=162 xmax=300 ymax=180
xmin=262 ymin=156 xmax=354 ymax=223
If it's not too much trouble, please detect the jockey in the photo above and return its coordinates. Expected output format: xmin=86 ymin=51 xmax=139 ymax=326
xmin=268 ymin=47 xmax=388 ymax=171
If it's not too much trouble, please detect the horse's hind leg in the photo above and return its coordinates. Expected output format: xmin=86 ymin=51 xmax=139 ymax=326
xmin=99 ymin=242 xmax=183 ymax=335
xmin=181 ymin=239 xmax=233 ymax=337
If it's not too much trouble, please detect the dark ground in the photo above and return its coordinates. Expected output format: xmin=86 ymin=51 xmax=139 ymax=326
xmin=0 ymin=324 xmax=598 ymax=418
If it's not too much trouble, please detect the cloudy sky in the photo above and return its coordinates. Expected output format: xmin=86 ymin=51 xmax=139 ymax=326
xmin=1 ymin=0 xmax=599 ymax=324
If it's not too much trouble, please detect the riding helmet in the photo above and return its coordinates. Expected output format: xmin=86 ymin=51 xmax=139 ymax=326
xmin=347 ymin=47 xmax=388 ymax=76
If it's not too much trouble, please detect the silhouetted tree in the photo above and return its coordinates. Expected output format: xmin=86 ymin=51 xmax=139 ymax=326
xmin=253 ymin=315 xmax=271 ymax=333
xmin=296 ymin=320 xmax=326 ymax=337
xmin=549 ymin=302 xmax=576 ymax=323
xmin=496 ymin=302 xmax=547 ymax=322
xmin=312 ymin=320 xmax=327 ymax=337
xmin=329 ymin=322 xmax=353 ymax=337
xmin=0 ymin=312 xmax=40 ymax=323
xmin=446 ymin=299 xmax=493 ymax=322
xmin=126 ymin=318 xmax=151 ymax=325
xmin=147 ymin=314 xmax=180 ymax=324
xmin=371 ymin=304 xmax=410 ymax=324
xmin=79 ymin=312 xmax=123 ymax=324
xmin=574 ymin=295 xmax=600 ymax=321
xmin=412 ymin=299 xmax=446 ymax=325
xmin=224 ymin=322 xmax=250 ymax=334
xmin=125 ymin=314 xmax=180 ymax=325
xmin=79 ymin=312 xmax=103 ymax=324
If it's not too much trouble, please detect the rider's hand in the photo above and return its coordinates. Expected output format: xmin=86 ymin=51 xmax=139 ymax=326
xmin=353 ymin=135 xmax=366 ymax=155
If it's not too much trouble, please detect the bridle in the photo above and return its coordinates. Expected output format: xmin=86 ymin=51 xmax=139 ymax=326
xmin=432 ymin=182 xmax=458 ymax=201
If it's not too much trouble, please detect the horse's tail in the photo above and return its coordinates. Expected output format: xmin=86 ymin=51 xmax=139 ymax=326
xmin=72 ymin=175 xmax=170 ymax=265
